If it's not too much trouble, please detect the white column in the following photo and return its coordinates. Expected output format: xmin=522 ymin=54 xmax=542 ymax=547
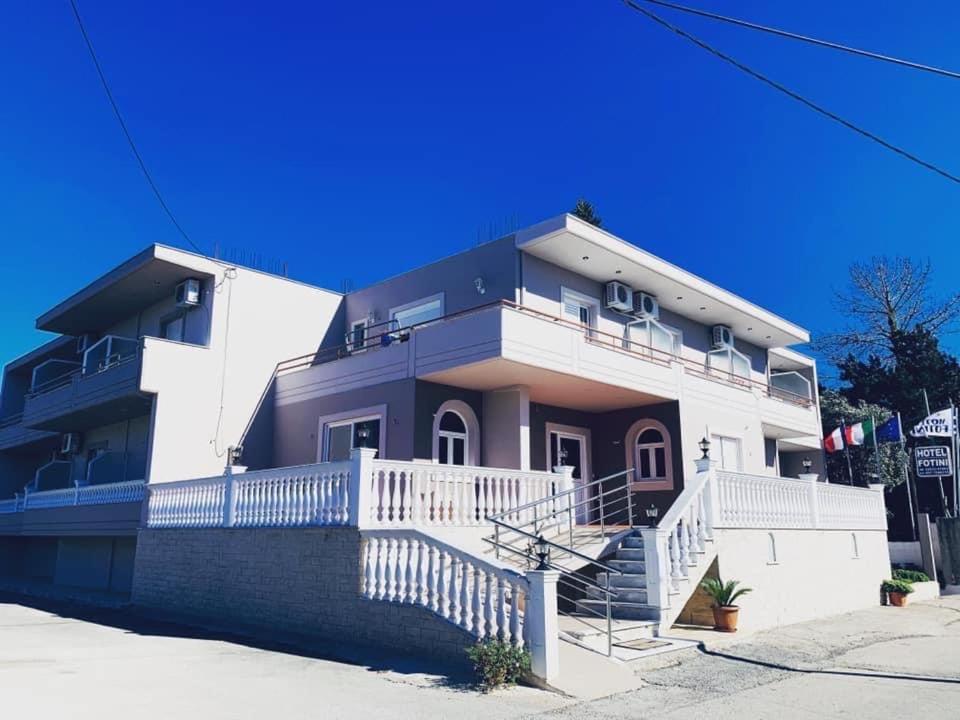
xmin=695 ymin=457 xmax=718 ymax=535
xmin=552 ymin=465 xmax=575 ymax=527
xmin=525 ymin=570 xmax=560 ymax=683
xmin=800 ymin=472 xmax=819 ymax=528
xmin=222 ymin=464 xmax=246 ymax=527
xmin=348 ymin=447 xmax=378 ymax=528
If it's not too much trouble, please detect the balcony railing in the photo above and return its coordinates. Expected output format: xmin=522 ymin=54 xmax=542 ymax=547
xmin=274 ymin=300 xmax=815 ymax=408
xmin=25 ymin=335 xmax=141 ymax=400
xmin=0 ymin=480 xmax=146 ymax=514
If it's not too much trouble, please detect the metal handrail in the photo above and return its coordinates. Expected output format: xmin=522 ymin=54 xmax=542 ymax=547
xmin=487 ymin=467 xmax=634 ymax=521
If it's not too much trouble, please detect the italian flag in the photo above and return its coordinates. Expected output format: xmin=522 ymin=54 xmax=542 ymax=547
xmin=845 ymin=419 xmax=875 ymax=447
xmin=824 ymin=426 xmax=844 ymax=453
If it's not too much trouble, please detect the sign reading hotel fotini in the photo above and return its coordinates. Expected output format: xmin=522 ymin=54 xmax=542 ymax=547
xmin=915 ymin=446 xmax=953 ymax=478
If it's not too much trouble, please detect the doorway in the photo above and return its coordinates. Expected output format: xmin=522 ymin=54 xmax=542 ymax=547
xmin=547 ymin=424 xmax=593 ymax=524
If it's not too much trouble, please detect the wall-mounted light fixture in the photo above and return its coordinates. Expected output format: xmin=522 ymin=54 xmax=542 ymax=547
xmin=474 ymin=277 xmax=486 ymax=295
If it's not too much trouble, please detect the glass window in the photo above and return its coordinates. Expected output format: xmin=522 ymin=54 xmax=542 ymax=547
xmin=348 ymin=321 xmax=366 ymax=352
xmin=325 ymin=417 xmax=381 ymax=461
xmin=393 ymin=297 xmax=443 ymax=330
xmin=627 ymin=319 xmax=680 ymax=357
xmin=636 ymin=426 xmax=668 ymax=481
xmin=437 ymin=411 xmax=468 ymax=466
xmin=707 ymin=347 xmax=751 ymax=380
xmin=711 ymin=434 xmax=743 ymax=471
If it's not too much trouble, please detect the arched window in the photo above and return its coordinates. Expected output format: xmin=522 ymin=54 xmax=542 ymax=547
xmin=625 ymin=419 xmax=674 ymax=491
xmin=438 ymin=411 xmax=468 ymax=466
xmin=432 ymin=400 xmax=480 ymax=466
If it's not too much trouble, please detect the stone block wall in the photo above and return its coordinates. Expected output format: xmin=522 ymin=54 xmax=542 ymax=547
xmin=131 ymin=527 xmax=474 ymax=664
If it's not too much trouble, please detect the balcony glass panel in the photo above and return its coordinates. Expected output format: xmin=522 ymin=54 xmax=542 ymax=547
xmin=769 ymin=371 xmax=812 ymax=400
xmin=82 ymin=335 xmax=138 ymax=375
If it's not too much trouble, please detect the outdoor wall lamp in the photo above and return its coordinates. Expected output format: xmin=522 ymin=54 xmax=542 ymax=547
xmin=645 ymin=504 xmax=659 ymax=525
xmin=474 ymin=277 xmax=486 ymax=295
xmin=535 ymin=534 xmax=550 ymax=570
xmin=802 ymin=457 xmax=813 ymax=472
xmin=558 ymin=447 xmax=568 ymax=463
xmin=698 ymin=436 xmax=711 ymax=459
xmin=357 ymin=427 xmax=370 ymax=448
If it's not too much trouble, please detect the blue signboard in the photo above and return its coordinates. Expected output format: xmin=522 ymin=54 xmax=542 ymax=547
xmin=915 ymin=446 xmax=953 ymax=478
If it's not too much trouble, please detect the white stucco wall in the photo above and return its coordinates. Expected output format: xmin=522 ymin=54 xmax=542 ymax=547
xmin=140 ymin=255 xmax=342 ymax=484
xmin=712 ymin=528 xmax=890 ymax=631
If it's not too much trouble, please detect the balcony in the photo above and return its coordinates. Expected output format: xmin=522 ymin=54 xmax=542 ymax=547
xmin=0 ymin=412 xmax=58 ymax=451
xmin=276 ymin=301 xmax=820 ymax=425
xmin=22 ymin=336 xmax=151 ymax=432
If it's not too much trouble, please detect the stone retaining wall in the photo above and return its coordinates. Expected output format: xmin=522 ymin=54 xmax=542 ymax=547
xmin=131 ymin=526 xmax=474 ymax=664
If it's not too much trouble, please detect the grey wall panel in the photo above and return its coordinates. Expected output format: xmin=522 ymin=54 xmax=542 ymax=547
xmin=54 ymin=537 xmax=114 ymax=589
xmin=273 ymin=378 xmax=417 ymax=466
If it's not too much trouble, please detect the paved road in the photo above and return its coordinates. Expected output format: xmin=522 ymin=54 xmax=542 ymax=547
xmin=1 ymin=593 xmax=958 ymax=719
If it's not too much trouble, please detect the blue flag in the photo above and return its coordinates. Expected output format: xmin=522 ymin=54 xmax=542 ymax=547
xmin=875 ymin=416 xmax=902 ymax=444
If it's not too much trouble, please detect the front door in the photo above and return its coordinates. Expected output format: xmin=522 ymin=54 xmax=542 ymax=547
xmin=549 ymin=428 xmax=592 ymax=524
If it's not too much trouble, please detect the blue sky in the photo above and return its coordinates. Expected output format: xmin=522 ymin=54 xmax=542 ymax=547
xmin=2 ymin=1 xmax=958 ymax=376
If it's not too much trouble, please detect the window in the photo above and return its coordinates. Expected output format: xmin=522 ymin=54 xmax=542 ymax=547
xmin=627 ymin=318 xmax=681 ymax=358
xmin=348 ymin=320 xmax=367 ymax=352
xmin=323 ymin=416 xmax=381 ymax=461
xmin=431 ymin=400 xmax=480 ymax=466
xmin=437 ymin=411 xmax=468 ymax=465
xmin=636 ymin=428 xmax=668 ymax=481
xmin=391 ymin=294 xmax=444 ymax=331
xmin=561 ymin=287 xmax=598 ymax=333
xmin=626 ymin=419 xmax=674 ymax=491
xmin=707 ymin=346 xmax=751 ymax=381
xmin=161 ymin=313 xmax=186 ymax=342
xmin=711 ymin=434 xmax=743 ymax=471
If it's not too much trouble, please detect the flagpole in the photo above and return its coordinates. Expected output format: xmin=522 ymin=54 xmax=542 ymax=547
xmin=871 ymin=414 xmax=882 ymax=485
xmin=898 ymin=411 xmax=917 ymax=541
xmin=842 ymin=419 xmax=854 ymax=485
xmin=952 ymin=400 xmax=959 ymax=517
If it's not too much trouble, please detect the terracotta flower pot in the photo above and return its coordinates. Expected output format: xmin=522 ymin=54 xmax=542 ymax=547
xmin=888 ymin=591 xmax=909 ymax=607
xmin=712 ymin=605 xmax=740 ymax=632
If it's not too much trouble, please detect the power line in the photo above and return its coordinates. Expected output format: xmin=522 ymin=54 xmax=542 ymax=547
xmin=630 ymin=0 xmax=960 ymax=80
xmin=68 ymin=0 xmax=208 ymax=255
xmin=621 ymin=0 xmax=960 ymax=185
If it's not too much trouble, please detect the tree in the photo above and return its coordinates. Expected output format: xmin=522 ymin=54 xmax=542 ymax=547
xmin=838 ymin=328 xmax=960 ymax=424
xmin=815 ymin=257 xmax=960 ymax=364
xmin=819 ymin=388 xmax=906 ymax=487
xmin=571 ymin=198 xmax=602 ymax=227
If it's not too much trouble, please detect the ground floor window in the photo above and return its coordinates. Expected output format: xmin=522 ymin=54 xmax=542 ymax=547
xmin=323 ymin=416 xmax=381 ymax=461
xmin=625 ymin=419 xmax=674 ymax=491
xmin=437 ymin=411 xmax=468 ymax=465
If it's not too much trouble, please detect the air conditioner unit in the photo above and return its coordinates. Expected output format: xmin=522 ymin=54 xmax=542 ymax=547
xmin=60 ymin=432 xmax=82 ymax=455
xmin=76 ymin=333 xmax=96 ymax=355
xmin=632 ymin=292 xmax=659 ymax=319
xmin=712 ymin=325 xmax=735 ymax=349
xmin=604 ymin=281 xmax=634 ymax=312
xmin=175 ymin=278 xmax=202 ymax=308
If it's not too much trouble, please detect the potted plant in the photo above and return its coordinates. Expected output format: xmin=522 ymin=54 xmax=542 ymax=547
xmin=700 ymin=576 xmax=752 ymax=632
xmin=882 ymin=579 xmax=915 ymax=607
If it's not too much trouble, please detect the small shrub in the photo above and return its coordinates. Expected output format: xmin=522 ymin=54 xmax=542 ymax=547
xmin=882 ymin=579 xmax=915 ymax=595
xmin=466 ymin=639 xmax=531 ymax=692
xmin=700 ymin=576 xmax=752 ymax=607
xmin=892 ymin=568 xmax=930 ymax=583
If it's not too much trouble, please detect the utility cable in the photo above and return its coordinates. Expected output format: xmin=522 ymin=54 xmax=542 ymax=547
xmin=621 ymin=0 xmax=960 ymax=185
xmin=630 ymin=0 xmax=960 ymax=80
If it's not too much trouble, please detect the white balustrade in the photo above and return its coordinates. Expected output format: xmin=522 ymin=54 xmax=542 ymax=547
xmin=233 ymin=461 xmax=352 ymax=527
xmin=147 ymin=477 xmax=227 ymax=528
xmin=360 ymin=530 xmax=528 ymax=646
xmin=368 ymin=460 xmax=562 ymax=528
xmin=2 ymin=480 xmax=146 ymax=512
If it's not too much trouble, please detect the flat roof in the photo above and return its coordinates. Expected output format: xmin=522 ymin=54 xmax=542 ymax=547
xmin=516 ymin=215 xmax=810 ymax=348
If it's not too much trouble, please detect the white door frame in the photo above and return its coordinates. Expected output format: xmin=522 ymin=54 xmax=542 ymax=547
xmin=545 ymin=422 xmax=593 ymax=523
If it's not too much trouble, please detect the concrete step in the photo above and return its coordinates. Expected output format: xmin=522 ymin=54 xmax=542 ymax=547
xmin=615 ymin=547 xmax=645 ymax=561
xmin=575 ymin=598 xmax=659 ymax=621
xmin=621 ymin=536 xmax=644 ymax=549
xmin=585 ymin=585 xmax=648 ymax=604
xmin=608 ymin=559 xmax=645 ymax=574
xmin=597 ymin=571 xmax=647 ymax=589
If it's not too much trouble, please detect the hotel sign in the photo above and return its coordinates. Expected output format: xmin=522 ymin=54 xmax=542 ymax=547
xmin=915 ymin=446 xmax=953 ymax=478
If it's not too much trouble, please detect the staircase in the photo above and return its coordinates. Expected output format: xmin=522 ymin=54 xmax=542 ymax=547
xmin=576 ymin=529 xmax=656 ymax=621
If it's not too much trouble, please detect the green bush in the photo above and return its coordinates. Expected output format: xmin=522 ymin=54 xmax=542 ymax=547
xmin=882 ymin=579 xmax=915 ymax=595
xmin=893 ymin=568 xmax=930 ymax=583
xmin=466 ymin=639 xmax=531 ymax=692
xmin=700 ymin=576 xmax=752 ymax=607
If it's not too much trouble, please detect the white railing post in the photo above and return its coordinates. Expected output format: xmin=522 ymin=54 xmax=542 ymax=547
xmin=695 ymin=457 xmax=717 ymax=536
xmin=800 ymin=472 xmax=819 ymax=528
xmin=525 ymin=569 xmax=560 ymax=683
xmin=552 ymin=465 xmax=575 ymax=529
xmin=223 ymin=463 xmax=245 ymax=528
xmin=349 ymin=448 xmax=378 ymax=528
xmin=640 ymin=527 xmax=670 ymax=610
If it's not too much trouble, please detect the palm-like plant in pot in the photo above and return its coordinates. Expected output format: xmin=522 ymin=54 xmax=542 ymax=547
xmin=700 ymin=577 xmax=752 ymax=632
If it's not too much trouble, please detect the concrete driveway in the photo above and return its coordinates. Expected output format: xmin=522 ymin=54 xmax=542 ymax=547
xmin=1 ymin=593 xmax=958 ymax=719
